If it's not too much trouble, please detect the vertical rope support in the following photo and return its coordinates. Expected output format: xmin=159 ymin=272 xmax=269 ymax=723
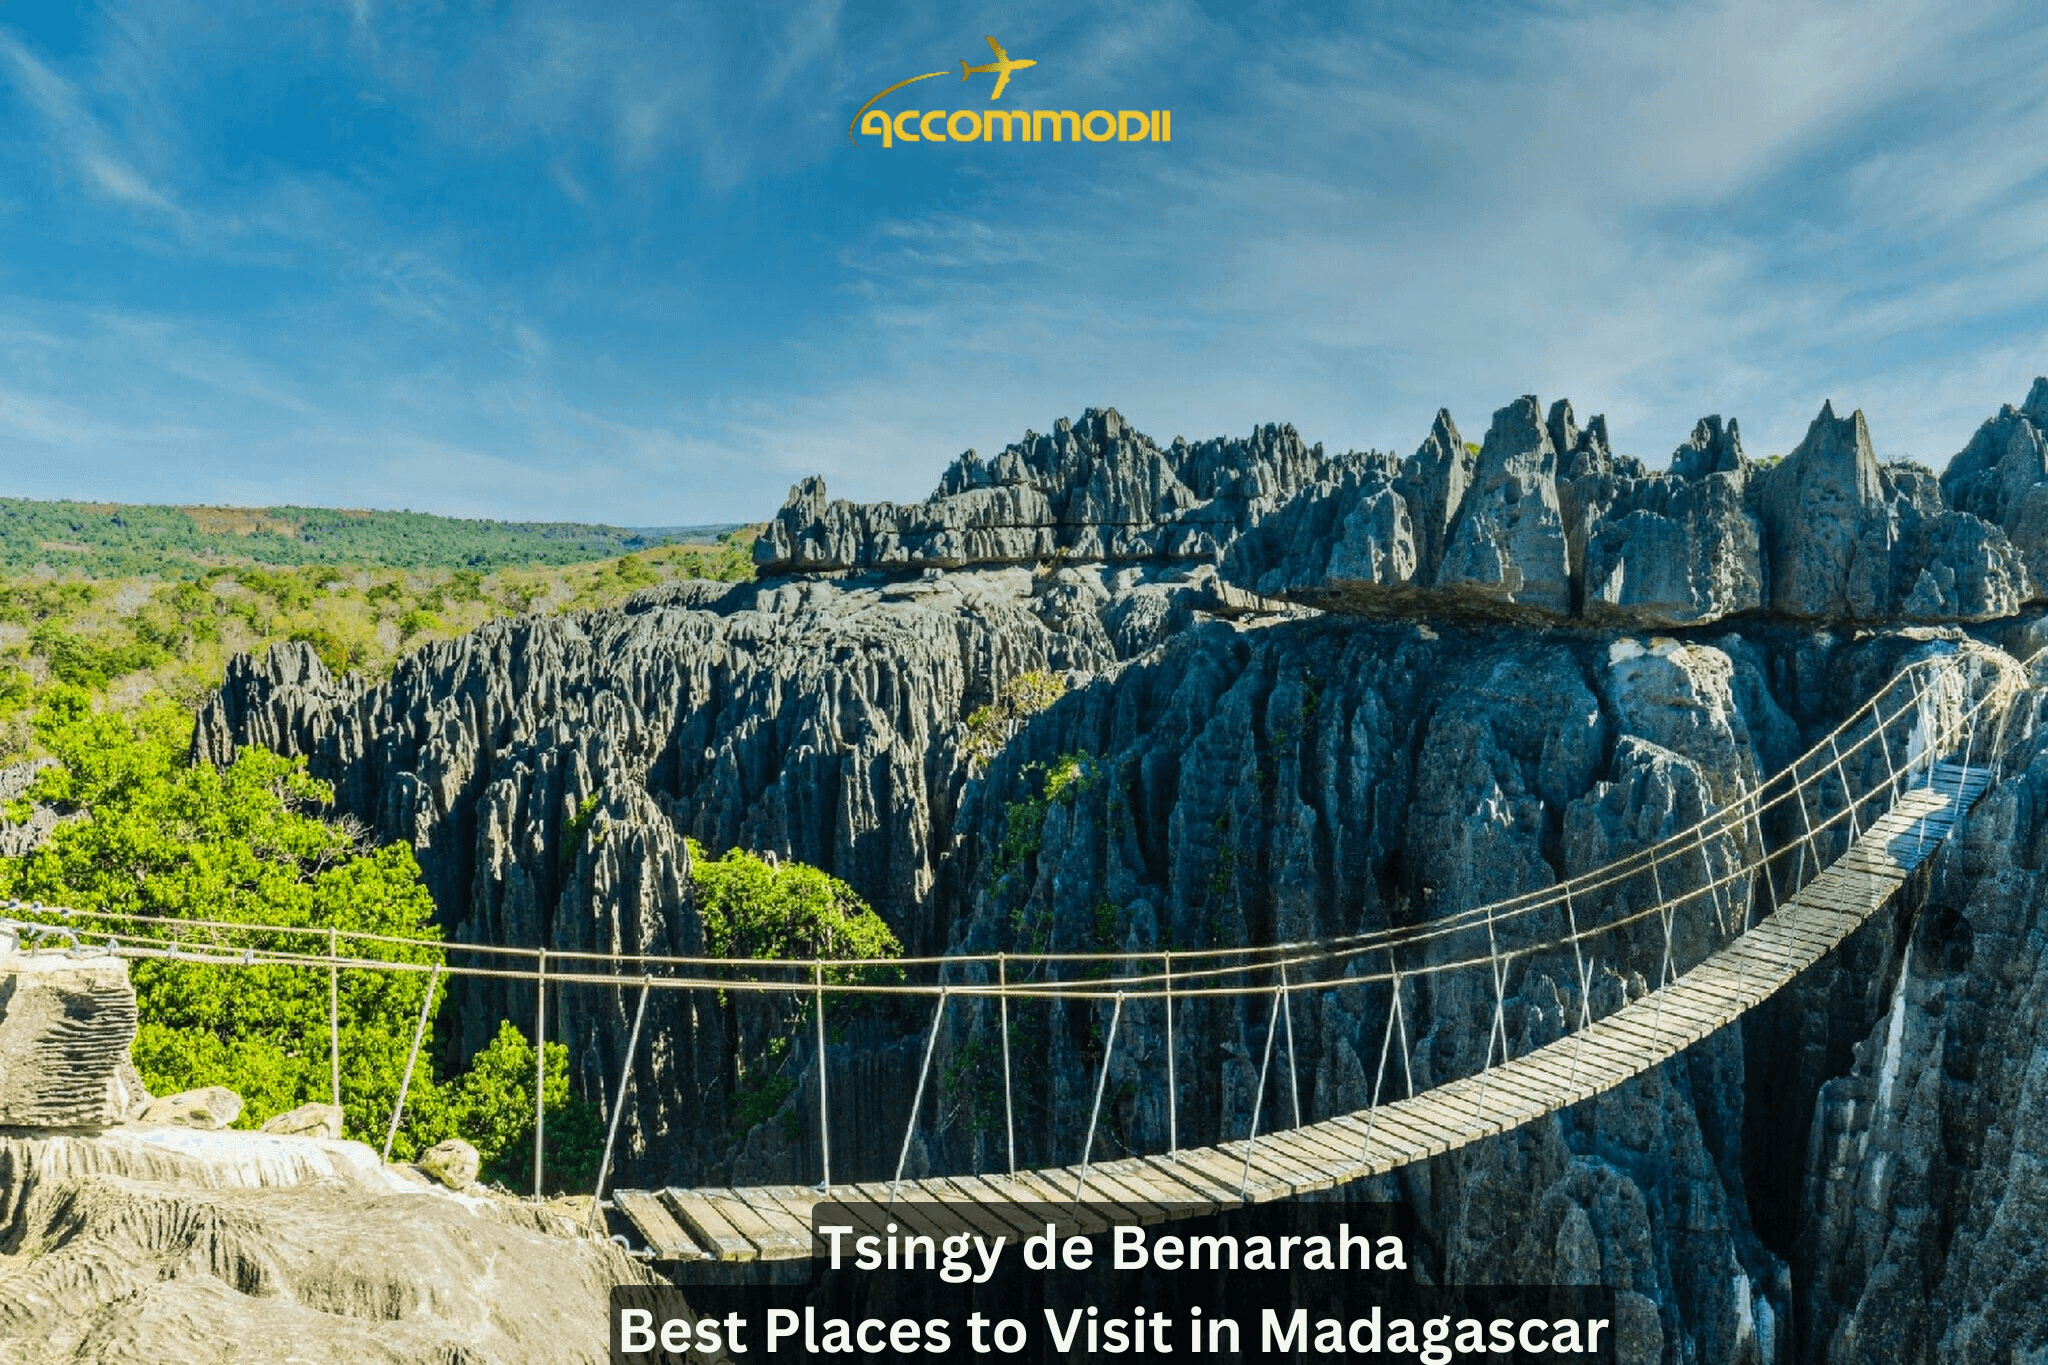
xmin=1954 ymin=702 xmax=1981 ymax=845
xmin=1701 ymin=827 xmax=1730 ymax=939
xmin=814 ymin=961 xmax=831 ymax=1191
xmin=1162 ymin=951 xmax=1177 ymax=1158
xmin=1476 ymin=904 xmax=1509 ymax=1129
xmin=1362 ymin=968 xmax=1401 ymax=1161
xmin=1916 ymin=670 xmax=1942 ymax=783
xmin=382 ymin=965 xmax=440 ymax=1163
xmin=1485 ymin=904 xmax=1510 ymax=1061
xmin=1907 ymin=675 xmax=1928 ymax=785
xmin=587 ymin=978 xmax=650 ymax=1233
xmin=1878 ymin=683 xmax=1904 ymax=799
xmin=1786 ymin=774 xmax=1822 ymax=975
xmin=1279 ymin=960 xmax=1301 ymax=1129
xmin=1827 ymin=735 xmax=1862 ymax=840
xmin=1750 ymin=781 xmax=1778 ymax=926
xmin=1391 ymin=953 xmax=1415 ymax=1099
xmin=533 ymin=947 xmax=548 ymax=1200
xmin=1563 ymin=885 xmax=1592 ymax=1089
xmin=1871 ymin=678 xmax=1910 ymax=863
xmin=1239 ymin=984 xmax=1284 ymax=1200
xmin=327 ymin=926 xmax=341 ymax=1111
xmin=1647 ymin=852 xmax=1673 ymax=989
xmin=1792 ymin=768 xmax=1820 ymax=896
xmin=892 ymin=987 xmax=949 ymax=1203
xmin=1736 ymin=785 xmax=1769 ymax=933
xmin=998 ymin=955 xmax=1015 ymax=1176
xmin=1646 ymin=851 xmax=1674 ymax=1050
xmin=1072 ymin=991 xmax=1125 ymax=1207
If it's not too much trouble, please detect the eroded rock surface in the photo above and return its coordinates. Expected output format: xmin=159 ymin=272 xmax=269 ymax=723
xmin=416 ymin=1137 xmax=480 ymax=1189
xmin=0 ymin=1126 xmax=650 ymax=1364
xmin=0 ymin=950 xmax=140 ymax=1129
xmin=1940 ymin=376 xmax=2048 ymax=590
xmin=1789 ymin=692 xmax=2048 ymax=1362
xmin=1232 ymin=385 xmax=2046 ymax=629
xmin=137 ymin=1085 xmax=242 ymax=1131
xmin=260 ymin=1101 xmax=344 ymax=1140
xmin=754 ymin=407 xmax=1363 ymax=574
xmin=1756 ymin=404 xmax=2031 ymax=623
xmin=191 ymin=562 xmax=1293 ymax=1186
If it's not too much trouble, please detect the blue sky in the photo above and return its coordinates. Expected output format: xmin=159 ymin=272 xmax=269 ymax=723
xmin=3 ymin=1 xmax=2046 ymax=524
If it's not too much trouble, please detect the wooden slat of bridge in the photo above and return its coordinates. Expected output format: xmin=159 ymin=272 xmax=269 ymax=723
xmin=615 ymin=764 xmax=1986 ymax=1261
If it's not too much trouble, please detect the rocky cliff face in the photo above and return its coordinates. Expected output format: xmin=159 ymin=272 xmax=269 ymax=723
xmin=190 ymin=563 xmax=1279 ymax=1182
xmin=1790 ymin=686 xmax=2048 ymax=1361
xmin=1227 ymin=394 xmax=2038 ymax=629
xmin=192 ymin=380 xmax=2048 ymax=1362
xmin=752 ymin=408 xmax=1373 ymax=574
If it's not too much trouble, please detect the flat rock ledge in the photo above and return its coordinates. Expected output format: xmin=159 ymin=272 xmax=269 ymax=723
xmin=0 ymin=1125 xmax=654 ymax=1364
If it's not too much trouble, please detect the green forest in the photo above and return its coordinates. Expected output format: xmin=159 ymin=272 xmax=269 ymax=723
xmin=0 ymin=526 xmax=757 ymax=760
xmin=0 ymin=495 xmax=745 ymax=576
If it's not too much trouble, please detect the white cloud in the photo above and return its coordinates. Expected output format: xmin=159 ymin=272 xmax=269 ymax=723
xmin=0 ymin=29 xmax=179 ymax=216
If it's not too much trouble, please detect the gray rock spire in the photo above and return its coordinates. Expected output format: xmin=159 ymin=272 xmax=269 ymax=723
xmin=1434 ymin=395 xmax=1572 ymax=618
xmin=1396 ymin=407 xmax=1472 ymax=585
xmin=1759 ymin=400 xmax=1889 ymax=618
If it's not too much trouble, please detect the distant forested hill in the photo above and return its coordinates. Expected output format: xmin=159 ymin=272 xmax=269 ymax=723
xmin=0 ymin=512 xmax=761 ymax=759
xmin=0 ymin=497 xmax=746 ymax=576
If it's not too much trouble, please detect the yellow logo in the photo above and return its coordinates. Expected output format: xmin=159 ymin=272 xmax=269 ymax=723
xmin=960 ymin=35 xmax=1035 ymax=100
xmin=849 ymin=35 xmax=1171 ymax=148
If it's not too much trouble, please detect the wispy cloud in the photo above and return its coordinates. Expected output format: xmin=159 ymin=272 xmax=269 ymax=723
xmin=0 ymin=0 xmax=2044 ymax=522
xmin=0 ymin=29 xmax=178 ymax=214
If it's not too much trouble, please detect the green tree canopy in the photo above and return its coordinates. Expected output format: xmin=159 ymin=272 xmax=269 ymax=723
xmin=688 ymin=839 xmax=902 ymax=969
xmin=0 ymin=688 xmax=593 ymax=1186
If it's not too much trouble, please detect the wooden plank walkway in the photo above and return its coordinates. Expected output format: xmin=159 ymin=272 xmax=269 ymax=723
xmin=613 ymin=763 xmax=1988 ymax=1261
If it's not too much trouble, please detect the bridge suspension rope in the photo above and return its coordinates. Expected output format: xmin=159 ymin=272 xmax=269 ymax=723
xmin=4 ymin=644 xmax=2043 ymax=1214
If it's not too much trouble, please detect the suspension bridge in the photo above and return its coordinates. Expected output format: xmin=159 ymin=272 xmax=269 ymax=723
xmin=4 ymin=645 xmax=2040 ymax=1264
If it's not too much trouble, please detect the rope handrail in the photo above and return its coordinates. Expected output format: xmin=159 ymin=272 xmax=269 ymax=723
xmin=0 ymin=741 xmax=1898 ymax=984
xmin=0 ymin=764 xmax=1980 ymax=1002
xmin=4 ymin=646 xmax=2039 ymax=1004
xmin=1 ymin=783 xmax=1895 ymax=1001
xmin=6 ymin=644 xmax=2040 ymax=1213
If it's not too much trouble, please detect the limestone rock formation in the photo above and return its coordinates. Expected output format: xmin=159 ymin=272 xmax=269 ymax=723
xmin=1233 ymin=385 xmax=2045 ymax=629
xmin=925 ymin=620 xmax=1867 ymax=1352
xmin=138 ymin=1085 xmax=243 ymax=1131
xmin=1758 ymin=401 xmax=1891 ymax=618
xmin=1756 ymin=402 xmax=2031 ymax=623
xmin=189 ymin=560 xmax=1299 ymax=1186
xmin=1398 ymin=408 xmax=1473 ymax=582
xmin=1433 ymin=396 xmax=1574 ymax=617
xmin=0 ymin=950 xmax=140 ymax=1128
xmin=0 ymin=759 xmax=64 ymax=857
xmin=753 ymin=407 xmax=1368 ymax=574
xmin=1225 ymin=397 xmax=1582 ymax=620
xmin=416 ymin=1137 xmax=480 ymax=1189
xmin=1939 ymin=375 xmax=2048 ymax=596
xmin=1789 ymin=692 xmax=2048 ymax=1361
xmin=260 ymin=1102 xmax=344 ymax=1140
xmin=0 ymin=1126 xmax=651 ymax=1363
xmin=1218 ymin=453 xmax=1423 ymax=610
xmin=1577 ymin=418 xmax=1765 ymax=628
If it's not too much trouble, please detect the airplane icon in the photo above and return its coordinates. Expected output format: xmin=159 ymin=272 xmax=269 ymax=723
xmin=960 ymin=36 xmax=1035 ymax=100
